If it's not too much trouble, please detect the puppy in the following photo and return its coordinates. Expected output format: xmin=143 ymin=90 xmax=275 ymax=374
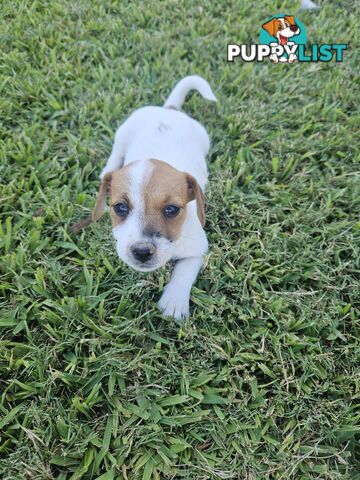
xmin=262 ymin=16 xmax=300 ymax=63
xmin=92 ymin=75 xmax=216 ymax=321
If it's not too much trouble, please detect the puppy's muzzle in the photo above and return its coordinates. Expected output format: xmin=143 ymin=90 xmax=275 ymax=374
xmin=131 ymin=242 xmax=156 ymax=263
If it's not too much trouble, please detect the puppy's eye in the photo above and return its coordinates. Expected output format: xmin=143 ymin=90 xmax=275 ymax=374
xmin=113 ymin=202 xmax=129 ymax=217
xmin=278 ymin=25 xmax=283 ymax=30
xmin=163 ymin=205 xmax=180 ymax=218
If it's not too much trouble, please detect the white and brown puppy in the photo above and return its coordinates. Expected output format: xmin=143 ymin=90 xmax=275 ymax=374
xmin=92 ymin=75 xmax=216 ymax=321
xmin=262 ymin=16 xmax=301 ymax=63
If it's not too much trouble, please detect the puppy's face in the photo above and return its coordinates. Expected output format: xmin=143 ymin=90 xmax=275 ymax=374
xmin=262 ymin=16 xmax=300 ymax=45
xmin=92 ymin=159 xmax=205 ymax=272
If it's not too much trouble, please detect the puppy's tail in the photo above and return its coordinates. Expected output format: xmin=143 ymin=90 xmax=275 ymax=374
xmin=164 ymin=75 xmax=217 ymax=110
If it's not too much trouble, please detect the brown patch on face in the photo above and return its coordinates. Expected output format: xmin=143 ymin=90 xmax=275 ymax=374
xmin=143 ymin=159 xmax=205 ymax=242
xmin=92 ymin=166 xmax=132 ymax=227
xmin=262 ymin=18 xmax=281 ymax=37
xmin=93 ymin=160 xmax=206 ymax=238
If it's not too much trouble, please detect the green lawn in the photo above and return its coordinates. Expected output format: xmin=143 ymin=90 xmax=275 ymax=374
xmin=0 ymin=1 xmax=359 ymax=479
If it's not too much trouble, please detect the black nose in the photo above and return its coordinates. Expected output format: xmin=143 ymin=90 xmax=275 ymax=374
xmin=290 ymin=24 xmax=298 ymax=32
xmin=131 ymin=245 xmax=154 ymax=263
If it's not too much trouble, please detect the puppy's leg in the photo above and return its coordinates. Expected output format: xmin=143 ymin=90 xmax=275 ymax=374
xmin=158 ymin=256 xmax=203 ymax=322
xmin=100 ymin=124 xmax=128 ymax=179
xmin=269 ymin=43 xmax=279 ymax=63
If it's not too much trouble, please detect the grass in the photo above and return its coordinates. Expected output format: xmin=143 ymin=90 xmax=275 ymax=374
xmin=0 ymin=0 xmax=359 ymax=478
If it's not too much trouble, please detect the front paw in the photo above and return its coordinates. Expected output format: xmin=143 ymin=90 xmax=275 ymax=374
xmin=158 ymin=289 xmax=190 ymax=323
xmin=288 ymin=53 xmax=298 ymax=63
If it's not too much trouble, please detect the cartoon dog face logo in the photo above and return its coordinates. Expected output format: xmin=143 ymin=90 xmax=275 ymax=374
xmin=262 ymin=16 xmax=300 ymax=46
xmin=262 ymin=15 xmax=301 ymax=63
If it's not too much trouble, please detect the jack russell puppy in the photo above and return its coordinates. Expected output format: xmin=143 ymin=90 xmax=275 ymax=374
xmin=92 ymin=75 xmax=216 ymax=322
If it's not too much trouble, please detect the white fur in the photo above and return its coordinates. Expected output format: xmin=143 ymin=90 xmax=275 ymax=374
xmin=164 ymin=75 xmax=217 ymax=110
xmin=100 ymin=75 xmax=216 ymax=321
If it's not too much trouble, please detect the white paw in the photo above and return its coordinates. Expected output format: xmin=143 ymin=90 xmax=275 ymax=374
xmin=158 ymin=288 xmax=190 ymax=323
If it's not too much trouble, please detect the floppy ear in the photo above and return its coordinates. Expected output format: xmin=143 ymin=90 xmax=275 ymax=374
xmin=92 ymin=172 xmax=112 ymax=222
xmin=185 ymin=173 xmax=205 ymax=227
xmin=262 ymin=19 xmax=277 ymax=37
xmin=284 ymin=15 xmax=295 ymax=25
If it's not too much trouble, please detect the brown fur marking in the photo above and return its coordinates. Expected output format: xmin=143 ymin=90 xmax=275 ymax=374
xmin=92 ymin=166 xmax=132 ymax=226
xmin=92 ymin=159 xmax=206 ymax=237
xmin=262 ymin=16 xmax=297 ymax=37
xmin=144 ymin=160 xmax=190 ymax=241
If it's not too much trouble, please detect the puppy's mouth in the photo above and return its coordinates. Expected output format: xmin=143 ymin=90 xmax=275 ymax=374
xmin=132 ymin=262 xmax=159 ymax=272
xmin=279 ymin=34 xmax=288 ymax=45
xmin=124 ymin=255 xmax=164 ymax=272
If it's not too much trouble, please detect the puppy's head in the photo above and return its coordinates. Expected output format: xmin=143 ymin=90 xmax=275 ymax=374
xmin=262 ymin=16 xmax=300 ymax=45
xmin=92 ymin=159 xmax=205 ymax=272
